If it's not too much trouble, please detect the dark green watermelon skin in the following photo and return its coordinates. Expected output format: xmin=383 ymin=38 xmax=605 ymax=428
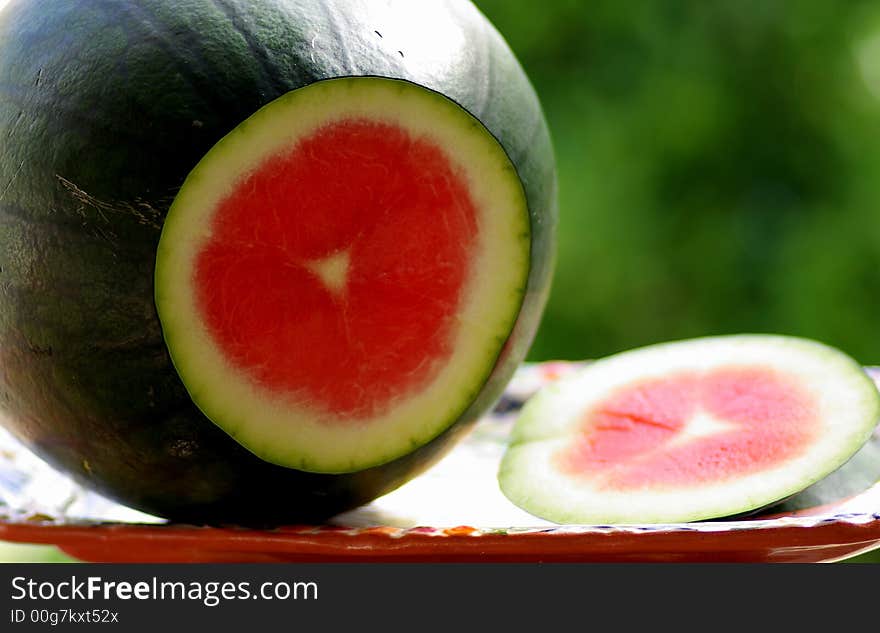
xmin=0 ymin=0 xmax=556 ymax=524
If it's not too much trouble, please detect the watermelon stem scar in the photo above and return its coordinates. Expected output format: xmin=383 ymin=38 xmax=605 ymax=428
xmin=499 ymin=335 xmax=880 ymax=524
xmin=155 ymin=77 xmax=532 ymax=474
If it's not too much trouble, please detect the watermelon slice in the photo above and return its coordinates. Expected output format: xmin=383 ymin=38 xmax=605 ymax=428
xmin=498 ymin=335 xmax=880 ymax=524
xmin=155 ymin=77 xmax=530 ymax=473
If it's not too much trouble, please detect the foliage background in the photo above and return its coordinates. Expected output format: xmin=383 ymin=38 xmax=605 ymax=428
xmin=2 ymin=0 xmax=880 ymax=562
xmin=474 ymin=0 xmax=880 ymax=367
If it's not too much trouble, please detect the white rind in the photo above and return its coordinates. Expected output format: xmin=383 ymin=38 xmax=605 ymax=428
xmin=498 ymin=335 xmax=880 ymax=524
xmin=155 ymin=77 xmax=530 ymax=473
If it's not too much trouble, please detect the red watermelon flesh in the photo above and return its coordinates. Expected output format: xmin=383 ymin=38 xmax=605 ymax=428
xmin=194 ymin=119 xmax=477 ymax=420
xmin=498 ymin=335 xmax=880 ymax=524
xmin=558 ymin=367 xmax=819 ymax=490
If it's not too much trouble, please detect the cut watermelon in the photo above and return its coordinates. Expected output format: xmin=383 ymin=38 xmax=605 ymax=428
xmin=0 ymin=0 xmax=557 ymax=524
xmin=156 ymin=77 xmax=530 ymax=473
xmin=498 ymin=335 xmax=880 ymax=524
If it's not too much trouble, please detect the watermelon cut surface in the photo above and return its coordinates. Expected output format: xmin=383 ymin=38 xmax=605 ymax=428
xmin=498 ymin=335 xmax=880 ymax=524
xmin=156 ymin=77 xmax=530 ymax=473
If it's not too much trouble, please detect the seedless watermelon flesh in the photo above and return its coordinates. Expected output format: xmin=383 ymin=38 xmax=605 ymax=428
xmin=498 ymin=335 xmax=880 ymax=524
xmin=195 ymin=119 xmax=477 ymax=419
xmin=155 ymin=77 xmax=530 ymax=473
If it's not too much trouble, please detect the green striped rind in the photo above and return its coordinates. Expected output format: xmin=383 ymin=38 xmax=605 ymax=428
xmin=498 ymin=335 xmax=880 ymax=524
xmin=156 ymin=77 xmax=530 ymax=473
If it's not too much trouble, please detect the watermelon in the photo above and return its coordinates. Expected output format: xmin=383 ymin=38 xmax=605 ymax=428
xmin=0 ymin=0 xmax=556 ymax=524
xmin=498 ymin=335 xmax=880 ymax=524
xmin=156 ymin=76 xmax=531 ymax=473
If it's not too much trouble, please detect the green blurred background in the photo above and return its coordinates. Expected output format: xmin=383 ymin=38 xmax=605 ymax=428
xmin=478 ymin=0 xmax=880 ymax=367
xmin=3 ymin=0 xmax=880 ymax=562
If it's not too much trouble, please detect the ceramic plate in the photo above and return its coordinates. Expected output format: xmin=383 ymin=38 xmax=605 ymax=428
xmin=2 ymin=362 xmax=879 ymax=563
